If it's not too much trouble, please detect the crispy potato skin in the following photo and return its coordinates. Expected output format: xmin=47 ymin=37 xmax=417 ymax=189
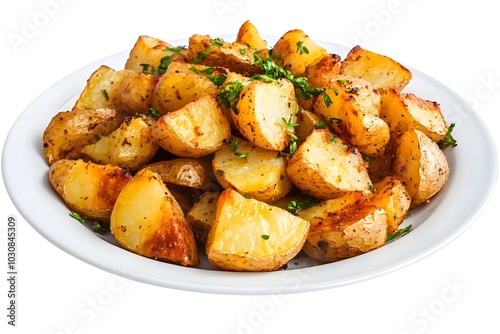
xmin=391 ymin=129 xmax=450 ymax=207
xmin=271 ymin=29 xmax=327 ymax=77
xmin=49 ymin=159 xmax=132 ymax=222
xmin=188 ymin=34 xmax=261 ymax=76
xmin=186 ymin=191 xmax=220 ymax=247
xmin=371 ymin=176 xmax=411 ymax=233
xmin=81 ymin=115 xmax=159 ymax=171
xmin=380 ymin=88 xmax=448 ymax=143
xmin=205 ymin=189 xmax=309 ymax=271
xmin=236 ymin=20 xmax=268 ymax=51
xmin=142 ymin=158 xmax=215 ymax=190
xmin=286 ymin=129 xmax=373 ymax=200
xmin=110 ymin=169 xmax=199 ymax=266
xmin=314 ymin=75 xmax=390 ymax=157
xmin=340 ymin=45 xmax=412 ymax=91
xmin=115 ymin=71 xmax=158 ymax=114
xmin=299 ymin=192 xmax=387 ymax=262
xmin=43 ymin=108 xmax=123 ymax=165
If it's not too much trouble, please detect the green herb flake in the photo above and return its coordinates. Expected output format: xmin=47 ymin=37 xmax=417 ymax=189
xmin=286 ymin=200 xmax=316 ymax=214
xmin=69 ymin=211 xmax=86 ymax=224
xmin=386 ymin=224 xmax=413 ymax=243
xmin=261 ymin=234 xmax=270 ymax=240
xmin=101 ymin=89 xmax=109 ymax=101
xmin=92 ymin=222 xmax=110 ymax=234
xmin=189 ymin=66 xmax=217 ymax=75
xmin=438 ymin=123 xmax=458 ymax=149
xmin=192 ymin=49 xmax=213 ymax=64
xmin=296 ymin=41 xmax=310 ymax=55
xmin=148 ymin=107 xmax=161 ymax=117
xmin=210 ymin=38 xmax=225 ymax=47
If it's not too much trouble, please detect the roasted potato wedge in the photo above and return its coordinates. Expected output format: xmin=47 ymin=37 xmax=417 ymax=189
xmin=391 ymin=129 xmax=450 ymax=207
xmin=49 ymin=159 xmax=132 ymax=222
xmin=295 ymin=108 xmax=322 ymax=139
xmin=142 ymin=158 xmax=215 ymax=190
xmin=370 ymin=176 xmax=411 ymax=234
xmin=151 ymin=94 xmax=231 ymax=157
xmin=314 ymin=75 xmax=390 ymax=156
xmin=81 ymin=115 xmax=159 ymax=171
xmin=188 ymin=34 xmax=261 ymax=76
xmin=212 ymin=136 xmax=292 ymax=203
xmin=205 ymin=189 xmax=310 ymax=271
xmin=43 ymin=108 xmax=123 ymax=165
xmin=151 ymin=70 xmax=218 ymax=115
xmin=115 ymin=71 xmax=158 ymax=114
xmin=380 ymin=88 xmax=448 ymax=142
xmin=286 ymin=129 xmax=373 ymax=200
xmin=233 ymin=78 xmax=298 ymax=151
xmin=124 ymin=35 xmax=188 ymax=73
xmin=236 ymin=20 xmax=268 ymax=58
xmin=186 ymin=191 xmax=220 ymax=247
xmin=110 ymin=168 xmax=199 ymax=266
xmin=339 ymin=45 xmax=412 ymax=91
xmin=73 ymin=65 xmax=125 ymax=111
xmin=271 ymin=29 xmax=327 ymax=77
xmin=299 ymin=192 xmax=387 ymax=262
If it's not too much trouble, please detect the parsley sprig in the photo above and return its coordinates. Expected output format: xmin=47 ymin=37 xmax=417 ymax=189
xmin=252 ymin=53 xmax=331 ymax=107
xmin=218 ymin=81 xmax=244 ymax=114
xmin=438 ymin=123 xmax=457 ymax=149
xmin=140 ymin=46 xmax=186 ymax=76
xmin=386 ymin=225 xmax=412 ymax=243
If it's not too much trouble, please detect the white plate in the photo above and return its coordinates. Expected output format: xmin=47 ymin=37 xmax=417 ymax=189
xmin=2 ymin=37 xmax=498 ymax=294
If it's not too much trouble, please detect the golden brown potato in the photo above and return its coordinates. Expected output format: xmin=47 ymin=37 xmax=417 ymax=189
xmin=205 ymin=189 xmax=310 ymax=271
xmin=115 ymin=71 xmax=158 ymax=114
xmin=295 ymin=108 xmax=322 ymax=140
xmin=236 ymin=20 xmax=269 ymax=59
xmin=72 ymin=65 xmax=125 ymax=111
xmin=391 ymin=129 xmax=450 ymax=207
xmin=271 ymin=29 xmax=327 ymax=77
xmin=142 ymin=158 xmax=215 ymax=190
xmin=81 ymin=115 xmax=159 ymax=171
xmin=299 ymin=192 xmax=387 ymax=262
xmin=314 ymin=75 xmax=390 ymax=156
xmin=49 ymin=159 xmax=132 ymax=222
xmin=124 ymin=35 xmax=188 ymax=73
xmin=303 ymin=53 xmax=342 ymax=88
xmin=43 ymin=108 xmax=123 ymax=165
xmin=370 ymin=176 xmax=411 ymax=234
xmin=380 ymin=88 xmax=448 ymax=142
xmin=151 ymin=94 xmax=231 ymax=157
xmin=286 ymin=129 xmax=373 ymax=200
xmin=339 ymin=45 xmax=412 ymax=91
xmin=151 ymin=71 xmax=218 ymax=115
xmin=186 ymin=191 xmax=220 ymax=247
xmin=236 ymin=20 xmax=268 ymax=50
xmin=233 ymin=78 xmax=298 ymax=151
xmin=188 ymin=34 xmax=261 ymax=76
xmin=212 ymin=136 xmax=292 ymax=203
xmin=110 ymin=168 xmax=199 ymax=266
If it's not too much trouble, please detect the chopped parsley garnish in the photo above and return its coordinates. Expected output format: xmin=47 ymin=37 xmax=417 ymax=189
xmin=438 ymin=123 xmax=457 ymax=149
xmin=286 ymin=200 xmax=316 ymax=214
xmin=210 ymin=38 xmax=225 ymax=47
xmin=192 ymin=49 xmax=213 ymax=64
xmin=296 ymin=41 xmax=309 ymax=55
xmin=218 ymin=81 xmax=244 ymax=114
xmin=148 ymin=107 xmax=161 ymax=117
xmin=252 ymin=53 xmax=331 ymax=106
xmin=141 ymin=45 xmax=186 ymax=75
xmin=188 ymin=66 xmax=217 ymax=75
xmin=69 ymin=211 xmax=86 ymax=224
xmin=386 ymin=224 xmax=413 ymax=243
xmin=261 ymin=234 xmax=270 ymax=240
xmin=282 ymin=115 xmax=300 ymax=156
xmin=92 ymin=222 xmax=110 ymax=234
xmin=229 ymin=138 xmax=249 ymax=159
xmin=101 ymin=89 xmax=109 ymax=101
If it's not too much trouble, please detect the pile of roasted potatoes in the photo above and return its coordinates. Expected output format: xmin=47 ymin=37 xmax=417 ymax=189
xmin=43 ymin=20 xmax=456 ymax=271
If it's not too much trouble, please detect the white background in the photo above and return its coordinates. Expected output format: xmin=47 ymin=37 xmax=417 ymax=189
xmin=1 ymin=0 xmax=499 ymax=333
